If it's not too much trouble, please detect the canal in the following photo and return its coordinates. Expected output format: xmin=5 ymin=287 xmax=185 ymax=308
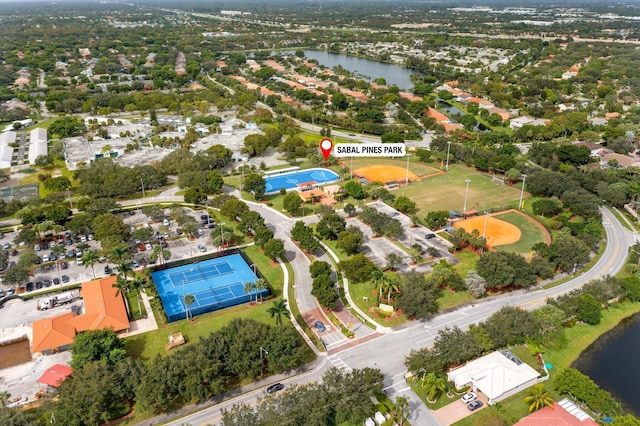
xmin=572 ymin=312 xmax=640 ymax=416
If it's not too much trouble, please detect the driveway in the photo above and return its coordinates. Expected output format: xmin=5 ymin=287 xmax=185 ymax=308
xmin=432 ymin=392 xmax=488 ymax=425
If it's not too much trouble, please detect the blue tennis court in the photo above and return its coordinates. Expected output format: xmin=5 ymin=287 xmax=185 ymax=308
xmin=152 ymin=253 xmax=269 ymax=322
xmin=264 ymin=168 xmax=340 ymax=194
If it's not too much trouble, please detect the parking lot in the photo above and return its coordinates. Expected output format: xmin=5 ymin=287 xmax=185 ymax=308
xmin=339 ymin=202 xmax=454 ymax=272
xmin=0 ymin=207 xmax=219 ymax=298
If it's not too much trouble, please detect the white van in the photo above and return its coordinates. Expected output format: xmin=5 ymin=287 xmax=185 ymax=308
xmin=163 ymin=218 xmax=170 ymax=226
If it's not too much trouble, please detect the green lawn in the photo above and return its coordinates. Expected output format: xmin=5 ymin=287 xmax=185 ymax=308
xmin=437 ymin=289 xmax=475 ymax=311
xmin=493 ymin=211 xmax=548 ymax=256
xmin=402 ymin=166 xmax=524 ymax=214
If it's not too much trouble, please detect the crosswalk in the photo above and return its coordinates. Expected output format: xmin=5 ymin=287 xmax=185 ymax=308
xmin=327 ymin=354 xmax=352 ymax=373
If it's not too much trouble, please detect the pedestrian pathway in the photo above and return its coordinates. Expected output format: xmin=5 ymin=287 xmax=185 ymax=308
xmin=118 ymin=290 xmax=158 ymax=337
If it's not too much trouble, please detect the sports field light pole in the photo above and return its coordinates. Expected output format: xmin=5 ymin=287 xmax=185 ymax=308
xmin=219 ymin=222 xmax=225 ymax=252
xmin=463 ymin=178 xmax=471 ymax=216
xmin=405 ymin=154 xmax=412 ymax=186
xmin=445 ymin=141 xmax=452 ymax=172
xmin=519 ymin=173 xmax=528 ymax=211
xmin=481 ymin=211 xmax=489 ymax=254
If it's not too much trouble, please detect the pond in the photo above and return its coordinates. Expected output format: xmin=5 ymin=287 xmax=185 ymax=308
xmin=281 ymin=49 xmax=418 ymax=89
xmin=572 ymin=312 xmax=640 ymax=416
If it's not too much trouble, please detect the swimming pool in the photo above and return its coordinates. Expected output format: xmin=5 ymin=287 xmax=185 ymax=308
xmin=151 ymin=253 xmax=268 ymax=322
xmin=264 ymin=168 xmax=340 ymax=194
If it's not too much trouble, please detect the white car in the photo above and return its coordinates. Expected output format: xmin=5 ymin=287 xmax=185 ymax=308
xmin=461 ymin=392 xmax=477 ymax=404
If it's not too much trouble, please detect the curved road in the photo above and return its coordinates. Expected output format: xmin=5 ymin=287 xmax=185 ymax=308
xmin=142 ymin=198 xmax=634 ymax=426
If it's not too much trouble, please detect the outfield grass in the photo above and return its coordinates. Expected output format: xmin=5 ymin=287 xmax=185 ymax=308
xmin=402 ymin=165 xmax=524 ymax=214
xmin=493 ymin=211 xmax=548 ymax=256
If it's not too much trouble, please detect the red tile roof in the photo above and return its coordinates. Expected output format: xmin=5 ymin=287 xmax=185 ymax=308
xmin=31 ymin=276 xmax=129 ymax=353
xmin=515 ymin=402 xmax=598 ymax=426
xmin=37 ymin=364 xmax=73 ymax=387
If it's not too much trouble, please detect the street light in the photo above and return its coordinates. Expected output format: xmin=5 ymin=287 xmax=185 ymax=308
xmin=445 ymin=141 xmax=452 ymax=172
xmin=405 ymin=154 xmax=412 ymax=186
xmin=519 ymin=174 xmax=527 ymax=211
xmin=260 ymin=346 xmax=269 ymax=360
xmin=463 ymin=178 xmax=471 ymax=216
xmin=140 ymin=177 xmax=146 ymax=198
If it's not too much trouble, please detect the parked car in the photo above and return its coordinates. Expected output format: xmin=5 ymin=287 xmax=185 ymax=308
xmin=43 ymin=279 xmax=51 ymax=287
xmin=53 ymin=278 xmax=60 ymax=285
xmin=145 ymin=243 xmax=153 ymax=251
xmin=76 ymin=258 xmax=83 ymax=266
xmin=315 ymin=321 xmax=326 ymax=332
xmin=461 ymin=392 xmax=477 ymax=403
xmin=197 ymin=229 xmax=204 ymax=236
xmin=467 ymin=401 xmax=483 ymax=411
xmin=163 ymin=219 xmax=170 ymax=226
xmin=132 ymin=259 xmax=139 ymax=268
xmin=60 ymin=261 xmax=68 ymax=270
xmin=34 ymin=244 xmax=41 ymax=251
xmin=66 ymin=239 xmax=73 ymax=246
xmin=0 ymin=289 xmax=5 ymax=297
xmin=198 ymin=244 xmax=206 ymax=253
xmin=61 ymin=275 xmax=70 ymax=283
xmin=425 ymin=233 xmax=436 ymax=239
xmin=43 ymin=254 xmax=50 ymax=262
xmin=26 ymin=282 xmax=34 ymax=292
xmin=266 ymin=383 xmax=284 ymax=394
xmin=7 ymin=287 xmax=14 ymax=295
xmin=161 ymin=241 xmax=168 ymax=248
xmin=207 ymin=223 xmax=216 ymax=229
xmin=104 ymin=266 xmax=112 ymax=275
xmin=200 ymin=214 xmax=209 ymax=221
xmin=35 ymin=281 xmax=43 ymax=289
xmin=10 ymin=249 xmax=17 ymax=256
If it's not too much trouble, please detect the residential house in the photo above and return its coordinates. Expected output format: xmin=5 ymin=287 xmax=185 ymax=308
xmin=447 ymin=350 xmax=540 ymax=404
xmin=515 ymin=398 xmax=598 ymax=426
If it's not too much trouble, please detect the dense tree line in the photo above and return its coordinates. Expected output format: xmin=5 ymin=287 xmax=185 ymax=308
xmin=20 ymin=319 xmax=310 ymax=425
xmin=221 ymin=368 xmax=384 ymax=426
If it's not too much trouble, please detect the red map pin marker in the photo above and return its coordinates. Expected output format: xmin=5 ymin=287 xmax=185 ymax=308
xmin=320 ymin=138 xmax=333 ymax=161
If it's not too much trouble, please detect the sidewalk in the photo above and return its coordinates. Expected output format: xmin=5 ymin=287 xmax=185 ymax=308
xmin=118 ymin=290 xmax=158 ymax=338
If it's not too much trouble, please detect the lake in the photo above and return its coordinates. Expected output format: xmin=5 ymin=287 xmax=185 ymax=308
xmin=282 ymin=49 xmax=418 ymax=89
xmin=572 ymin=312 xmax=640 ymax=416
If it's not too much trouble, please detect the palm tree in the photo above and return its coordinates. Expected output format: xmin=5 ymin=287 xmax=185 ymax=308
xmin=129 ymin=276 xmax=148 ymax=317
xmin=113 ymin=277 xmax=131 ymax=315
xmin=243 ymin=282 xmax=254 ymax=304
xmin=82 ymin=251 xmax=99 ymax=279
xmin=109 ymin=244 xmax=131 ymax=264
xmin=184 ymin=294 xmax=195 ymax=321
xmin=267 ymin=299 xmax=290 ymax=327
xmin=0 ymin=390 xmax=10 ymax=410
xmin=386 ymin=279 xmax=400 ymax=304
xmin=371 ymin=270 xmax=385 ymax=303
xmin=254 ymin=278 xmax=268 ymax=303
xmin=421 ymin=372 xmax=448 ymax=403
xmin=393 ymin=395 xmax=409 ymax=425
xmin=51 ymin=244 xmax=65 ymax=283
xmin=117 ymin=261 xmax=133 ymax=282
xmin=524 ymin=383 xmax=554 ymax=412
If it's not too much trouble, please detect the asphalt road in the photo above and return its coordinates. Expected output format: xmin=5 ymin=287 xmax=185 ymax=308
xmin=146 ymin=203 xmax=633 ymax=426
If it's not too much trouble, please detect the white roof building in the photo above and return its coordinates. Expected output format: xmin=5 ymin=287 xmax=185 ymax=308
xmin=447 ymin=350 xmax=540 ymax=404
xmin=29 ymin=128 xmax=48 ymax=164
xmin=0 ymin=131 xmax=16 ymax=168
